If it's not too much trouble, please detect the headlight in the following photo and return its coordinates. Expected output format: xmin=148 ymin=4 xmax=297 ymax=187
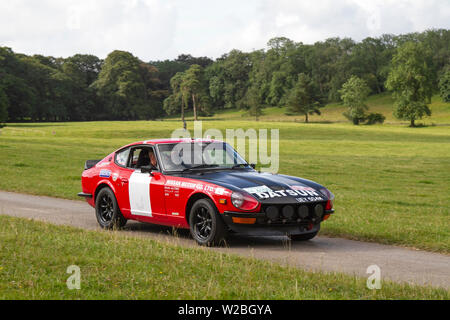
xmin=231 ymin=191 xmax=259 ymax=211
xmin=231 ymin=192 xmax=244 ymax=208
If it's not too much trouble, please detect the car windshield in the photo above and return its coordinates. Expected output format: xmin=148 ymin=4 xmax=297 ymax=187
xmin=157 ymin=142 xmax=248 ymax=172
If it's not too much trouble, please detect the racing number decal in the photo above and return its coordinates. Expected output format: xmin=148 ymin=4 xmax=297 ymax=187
xmin=129 ymin=171 xmax=153 ymax=217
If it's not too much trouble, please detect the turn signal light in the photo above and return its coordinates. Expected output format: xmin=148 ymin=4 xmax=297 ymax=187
xmin=232 ymin=217 xmax=256 ymax=224
xmin=323 ymin=214 xmax=331 ymax=221
xmin=325 ymin=200 xmax=333 ymax=211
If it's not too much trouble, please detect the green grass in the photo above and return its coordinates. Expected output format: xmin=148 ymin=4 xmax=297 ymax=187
xmin=0 ymin=215 xmax=447 ymax=299
xmin=0 ymin=116 xmax=449 ymax=253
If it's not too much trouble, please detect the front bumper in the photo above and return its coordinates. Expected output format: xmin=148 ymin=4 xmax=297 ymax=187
xmin=222 ymin=208 xmax=334 ymax=236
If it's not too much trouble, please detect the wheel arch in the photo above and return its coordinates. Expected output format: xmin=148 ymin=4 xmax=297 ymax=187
xmin=185 ymin=192 xmax=216 ymax=226
xmin=94 ymin=182 xmax=114 ymax=202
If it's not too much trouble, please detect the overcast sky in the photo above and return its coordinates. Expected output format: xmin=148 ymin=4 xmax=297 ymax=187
xmin=0 ymin=0 xmax=449 ymax=61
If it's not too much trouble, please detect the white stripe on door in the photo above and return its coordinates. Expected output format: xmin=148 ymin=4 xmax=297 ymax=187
xmin=129 ymin=171 xmax=152 ymax=217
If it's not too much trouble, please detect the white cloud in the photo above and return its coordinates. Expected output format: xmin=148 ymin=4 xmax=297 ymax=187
xmin=0 ymin=0 xmax=448 ymax=61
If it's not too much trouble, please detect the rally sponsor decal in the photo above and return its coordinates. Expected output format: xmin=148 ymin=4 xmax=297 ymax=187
xmin=166 ymin=180 xmax=229 ymax=196
xmin=164 ymin=185 xmax=180 ymax=197
xmin=243 ymin=185 xmax=272 ymax=194
xmin=99 ymin=169 xmax=111 ymax=178
xmin=244 ymin=184 xmax=323 ymax=201
xmin=215 ymin=187 xmax=225 ymax=195
xmin=167 ymin=180 xmax=204 ymax=190
xmin=295 ymin=196 xmax=324 ymax=203
xmin=112 ymin=173 xmax=119 ymax=182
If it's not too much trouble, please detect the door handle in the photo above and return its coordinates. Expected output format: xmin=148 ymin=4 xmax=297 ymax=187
xmin=121 ymin=178 xmax=128 ymax=184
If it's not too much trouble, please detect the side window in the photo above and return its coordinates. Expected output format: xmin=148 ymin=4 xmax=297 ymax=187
xmin=115 ymin=148 xmax=130 ymax=167
xmin=128 ymin=147 xmax=159 ymax=169
xmin=129 ymin=148 xmax=144 ymax=168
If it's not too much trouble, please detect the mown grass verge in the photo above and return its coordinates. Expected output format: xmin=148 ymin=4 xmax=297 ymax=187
xmin=0 ymin=215 xmax=448 ymax=300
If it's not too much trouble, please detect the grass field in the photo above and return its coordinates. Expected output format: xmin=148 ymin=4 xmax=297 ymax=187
xmin=0 ymin=215 xmax=448 ymax=299
xmin=0 ymin=94 xmax=449 ymax=253
xmin=176 ymin=93 xmax=450 ymax=125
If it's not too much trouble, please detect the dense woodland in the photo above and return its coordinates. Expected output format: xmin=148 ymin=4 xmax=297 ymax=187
xmin=0 ymin=29 xmax=449 ymax=124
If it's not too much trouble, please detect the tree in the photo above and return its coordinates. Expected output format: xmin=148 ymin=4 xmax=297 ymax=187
xmin=18 ymin=55 xmax=68 ymax=121
xmin=138 ymin=63 xmax=166 ymax=120
xmin=0 ymin=47 xmax=35 ymax=121
xmin=182 ymin=64 xmax=203 ymax=121
xmin=305 ymin=38 xmax=355 ymax=102
xmin=206 ymin=50 xmax=252 ymax=110
xmin=61 ymin=54 xmax=103 ymax=121
xmin=63 ymin=54 xmax=102 ymax=87
xmin=176 ymin=54 xmax=213 ymax=68
xmin=244 ymin=84 xmax=264 ymax=121
xmin=386 ymin=42 xmax=434 ymax=127
xmin=149 ymin=59 xmax=189 ymax=89
xmin=439 ymin=69 xmax=450 ymax=102
xmin=339 ymin=76 xmax=371 ymax=125
xmin=285 ymin=73 xmax=323 ymax=123
xmin=350 ymin=37 xmax=392 ymax=94
xmin=91 ymin=50 xmax=160 ymax=120
xmin=163 ymin=72 xmax=188 ymax=129
xmin=0 ymin=87 xmax=9 ymax=125
xmin=265 ymin=37 xmax=297 ymax=106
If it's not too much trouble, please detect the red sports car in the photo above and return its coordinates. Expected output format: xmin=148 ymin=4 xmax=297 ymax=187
xmin=78 ymin=139 xmax=335 ymax=246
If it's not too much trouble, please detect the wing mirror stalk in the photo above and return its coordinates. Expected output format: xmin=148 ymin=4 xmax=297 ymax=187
xmin=140 ymin=165 xmax=158 ymax=176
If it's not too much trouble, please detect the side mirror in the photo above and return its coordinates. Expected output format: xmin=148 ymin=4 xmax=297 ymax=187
xmin=250 ymin=163 xmax=256 ymax=169
xmin=140 ymin=165 xmax=157 ymax=174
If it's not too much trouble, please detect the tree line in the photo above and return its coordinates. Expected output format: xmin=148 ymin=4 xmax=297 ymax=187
xmin=0 ymin=29 xmax=449 ymax=126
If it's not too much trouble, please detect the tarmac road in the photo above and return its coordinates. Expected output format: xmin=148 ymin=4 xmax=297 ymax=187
xmin=1 ymin=190 xmax=449 ymax=289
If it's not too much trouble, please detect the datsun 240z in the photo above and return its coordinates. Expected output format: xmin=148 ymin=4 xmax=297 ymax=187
xmin=78 ymin=139 xmax=335 ymax=246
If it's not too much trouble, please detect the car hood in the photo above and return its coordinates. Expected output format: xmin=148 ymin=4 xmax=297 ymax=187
xmin=184 ymin=169 xmax=328 ymax=204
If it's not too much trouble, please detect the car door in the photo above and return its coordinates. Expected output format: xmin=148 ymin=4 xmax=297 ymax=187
xmin=127 ymin=146 xmax=167 ymax=222
xmin=113 ymin=147 xmax=134 ymax=216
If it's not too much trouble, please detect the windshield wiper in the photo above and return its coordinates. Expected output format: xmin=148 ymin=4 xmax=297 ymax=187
xmin=231 ymin=163 xmax=249 ymax=170
xmin=182 ymin=164 xmax=220 ymax=172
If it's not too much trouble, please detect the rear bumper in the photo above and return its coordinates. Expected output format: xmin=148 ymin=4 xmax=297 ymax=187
xmin=77 ymin=192 xmax=93 ymax=198
xmin=222 ymin=209 xmax=333 ymax=236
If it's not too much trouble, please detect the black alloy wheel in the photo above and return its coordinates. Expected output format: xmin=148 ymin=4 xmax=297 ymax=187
xmin=189 ymin=198 xmax=227 ymax=246
xmin=95 ymin=188 xmax=127 ymax=229
xmin=99 ymin=193 xmax=114 ymax=223
xmin=193 ymin=206 xmax=213 ymax=241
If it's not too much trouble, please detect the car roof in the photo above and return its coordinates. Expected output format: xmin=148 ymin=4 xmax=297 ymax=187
xmin=120 ymin=138 xmax=223 ymax=149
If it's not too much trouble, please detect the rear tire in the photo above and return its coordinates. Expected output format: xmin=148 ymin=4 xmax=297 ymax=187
xmin=189 ymin=198 xmax=227 ymax=246
xmin=288 ymin=231 xmax=318 ymax=241
xmin=95 ymin=188 xmax=127 ymax=229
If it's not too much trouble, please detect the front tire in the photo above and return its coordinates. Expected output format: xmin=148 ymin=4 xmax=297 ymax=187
xmin=288 ymin=231 xmax=318 ymax=241
xmin=189 ymin=198 xmax=227 ymax=246
xmin=95 ymin=188 xmax=127 ymax=229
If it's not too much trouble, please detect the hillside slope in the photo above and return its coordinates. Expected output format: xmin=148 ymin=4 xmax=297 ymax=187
xmin=171 ymin=93 xmax=450 ymax=125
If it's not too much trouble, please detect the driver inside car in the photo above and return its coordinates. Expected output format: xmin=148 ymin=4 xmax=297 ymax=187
xmin=135 ymin=148 xmax=158 ymax=169
xmin=148 ymin=149 xmax=157 ymax=168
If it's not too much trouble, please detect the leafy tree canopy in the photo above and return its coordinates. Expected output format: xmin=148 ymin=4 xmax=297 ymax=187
xmin=386 ymin=42 xmax=433 ymax=126
xmin=286 ymin=73 xmax=323 ymax=123
xmin=340 ymin=76 xmax=371 ymax=125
